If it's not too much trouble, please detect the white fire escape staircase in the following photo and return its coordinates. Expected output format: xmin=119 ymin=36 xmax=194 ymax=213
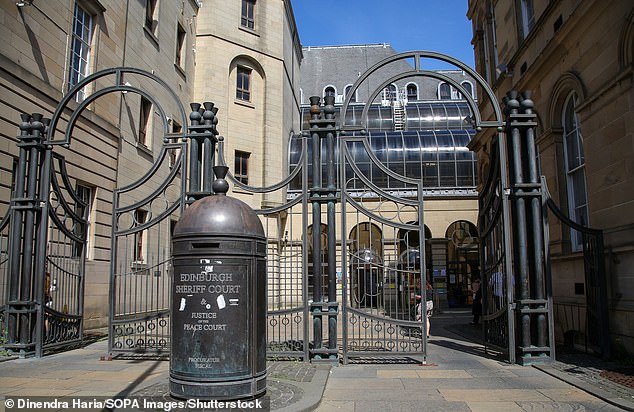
xmin=392 ymin=99 xmax=406 ymax=131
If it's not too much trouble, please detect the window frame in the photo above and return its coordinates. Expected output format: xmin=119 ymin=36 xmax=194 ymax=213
xmin=241 ymin=0 xmax=255 ymax=30
xmin=344 ymin=84 xmax=357 ymax=103
xmin=384 ymin=84 xmax=397 ymax=101
xmin=323 ymin=85 xmax=336 ymax=99
xmin=562 ymin=92 xmax=588 ymax=252
xmin=168 ymin=120 xmax=182 ymax=170
xmin=438 ymin=82 xmax=451 ymax=100
xmin=67 ymin=2 xmax=94 ymax=102
xmin=461 ymin=81 xmax=474 ymax=99
xmin=73 ymin=183 xmax=95 ymax=259
xmin=518 ymin=0 xmax=535 ymax=40
xmin=406 ymin=83 xmax=418 ymax=101
xmin=485 ymin=1 xmax=499 ymax=83
xmin=236 ymin=66 xmax=252 ymax=102
xmin=133 ymin=209 xmax=148 ymax=262
xmin=175 ymin=22 xmax=186 ymax=69
xmin=145 ymin=0 xmax=159 ymax=35
xmin=139 ymin=96 xmax=152 ymax=147
xmin=234 ymin=150 xmax=251 ymax=185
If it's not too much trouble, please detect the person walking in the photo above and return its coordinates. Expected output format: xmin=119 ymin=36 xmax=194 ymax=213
xmin=471 ymin=278 xmax=482 ymax=325
xmin=417 ymin=281 xmax=434 ymax=338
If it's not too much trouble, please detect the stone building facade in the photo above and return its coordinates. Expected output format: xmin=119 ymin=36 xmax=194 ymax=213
xmin=467 ymin=0 xmax=634 ymax=356
xmin=0 ymin=0 xmax=301 ymax=330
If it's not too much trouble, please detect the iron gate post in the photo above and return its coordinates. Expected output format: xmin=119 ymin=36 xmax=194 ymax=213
xmin=187 ymin=102 xmax=218 ymax=202
xmin=521 ymin=93 xmax=548 ymax=351
xmin=6 ymin=113 xmax=49 ymax=357
xmin=307 ymin=96 xmax=339 ymax=361
xmin=308 ymin=96 xmax=323 ymax=359
xmin=504 ymin=91 xmax=553 ymax=364
xmin=324 ymin=95 xmax=339 ymax=361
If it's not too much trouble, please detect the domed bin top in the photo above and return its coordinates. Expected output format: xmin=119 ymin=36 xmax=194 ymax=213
xmin=174 ymin=195 xmax=265 ymax=239
xmin=173 ymin=165 xmax=264 ymax=239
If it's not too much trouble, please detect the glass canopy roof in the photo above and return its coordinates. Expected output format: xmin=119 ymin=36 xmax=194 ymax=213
xmin=299 ymin=101 xmax=474 ymax=131
xmin=288 ymin=129 xmax=477 ymax=192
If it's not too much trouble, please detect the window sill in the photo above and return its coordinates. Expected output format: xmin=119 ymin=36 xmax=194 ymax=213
xmin=131 ymin=261 xmax=149 ymax=276
xmin=238 ymin=26 xmax=260 ymax=37
xmin=174 ymin=63 xmax=186 ymax=79
xmin=233 ymin=189 xmax=253 ymax=196
xmin=234 ymin=99 xmax=255 ymax=109
xmin=144 ymin=26 xmax=160 ymax=49
xmin=136 ymin=142 xmax=153 ymax=157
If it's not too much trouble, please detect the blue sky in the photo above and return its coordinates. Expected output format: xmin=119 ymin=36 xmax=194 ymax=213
xmin=292 ymin=0 xmax=475 ymax=68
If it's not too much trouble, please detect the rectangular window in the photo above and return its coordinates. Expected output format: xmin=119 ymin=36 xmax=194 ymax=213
xmin=145 ymin=0 xmax=158 ymax=34
xmin=241 ymin=0 xmax=255 ymax=30
xmin=234 ymin=151 xmax=250 ymax=185
xmin=73 ymin=184 xmax=94 ymax=259
xmin=170 ymin=219 xmax=177 ymax=255
xmin=169 ymin=121 xmax=181 ymax=169
xmin=175 ymin=23 xmax=186 ymax=68
xmin=563 ymin=93 xmax=588 ymax=252
xmin=139 ymin=96 xmax=152 ymax=147
xmin=11 ymin=158 xmax=18 ymax=196
xmin=485 ymin=3 xmax=499 ymax=83
xmin=134 ymin=209 xmax=148 ymax=262
xmin=236 ymin=67 xmax=251 ymax=101
xmin=519 ymin=0 xmax=535 ymax=40
xmin=68 ymin=2 xmax=93 ymax=102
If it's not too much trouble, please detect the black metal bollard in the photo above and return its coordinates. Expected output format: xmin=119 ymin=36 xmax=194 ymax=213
xmin=170 ymin=166 xmax=267 ymax=400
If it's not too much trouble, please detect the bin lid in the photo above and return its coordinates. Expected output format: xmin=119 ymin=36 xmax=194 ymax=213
xmin=174 ymin=194 xmax=265 ymax=238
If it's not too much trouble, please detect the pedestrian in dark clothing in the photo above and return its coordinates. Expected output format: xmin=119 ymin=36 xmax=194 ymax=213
xmin=471 ymin=278 xmax=482 ymax=325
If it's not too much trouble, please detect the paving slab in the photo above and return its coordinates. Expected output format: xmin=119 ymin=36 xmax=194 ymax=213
xmin=0 ymin=309 xmax=632 ymax=411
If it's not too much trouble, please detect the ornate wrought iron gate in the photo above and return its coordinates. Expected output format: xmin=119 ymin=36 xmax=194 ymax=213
xmin=478 ymin=91 xmax=608 ymax=363
xmin=339 ymin=135 xmax=427 ymax=362
xmin=477 ymin=122 xmax=515 ymax=362
xmin=1 ymin=111 xmax=90 ymax=357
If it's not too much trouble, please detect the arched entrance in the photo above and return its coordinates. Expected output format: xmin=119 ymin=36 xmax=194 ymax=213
xmin=445 ymin=220 xmax=479 ymax=307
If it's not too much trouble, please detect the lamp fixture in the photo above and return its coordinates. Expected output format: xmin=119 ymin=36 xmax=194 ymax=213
xmin=16 ymin=0 xmax=34 ymax=6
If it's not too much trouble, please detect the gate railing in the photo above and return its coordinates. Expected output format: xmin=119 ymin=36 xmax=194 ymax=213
xmin=217 ymin=134 xmax=310 ymax=361
xmin=2 ymin=113 xmax=89 ymax=358
xmin=479 ymin=91 xmax=608 ymax=363
xmin=108 ymin=142 xmax=187 ymax=355
xmin=0 ymin=209 xmax=10 ymax=344
xmin=541 ymin=177 xmax=609 ymax=358
xmin=42 ymin=152 xmax=88 ymax=352
xmin=340 ymin=135 xmax=428 ymax=363
xmin=478 ymin=132 xmax=515 ymax=362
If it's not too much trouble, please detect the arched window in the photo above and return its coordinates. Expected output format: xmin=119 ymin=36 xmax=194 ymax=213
xmin=445 ymin=221 xmax=479 ymax=307
xmin=349 ymin=222 xmax=383 ymax=256
xmin=406 ymin=83 xmax=418 ymax=101
xmin=562 ymin=92 xmax=588 ymax=251
xmin=348 ymin=223 xmax=383 ymax=308
xmin=438 ymin=82 xmax=451 ymax=100
xmin=344 ymin=84 xmax=356 ymax=103
xmin=461 ymin=81 xmax=473 ymax=99
xmin=324 ymin=86 xmax=336 ymax=98
xmin=385 ymin=84 xmax=397 ymax=101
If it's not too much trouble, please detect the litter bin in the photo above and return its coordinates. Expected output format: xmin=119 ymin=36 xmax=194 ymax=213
xmin=170 ymin=166 xmax=266 ymax=400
